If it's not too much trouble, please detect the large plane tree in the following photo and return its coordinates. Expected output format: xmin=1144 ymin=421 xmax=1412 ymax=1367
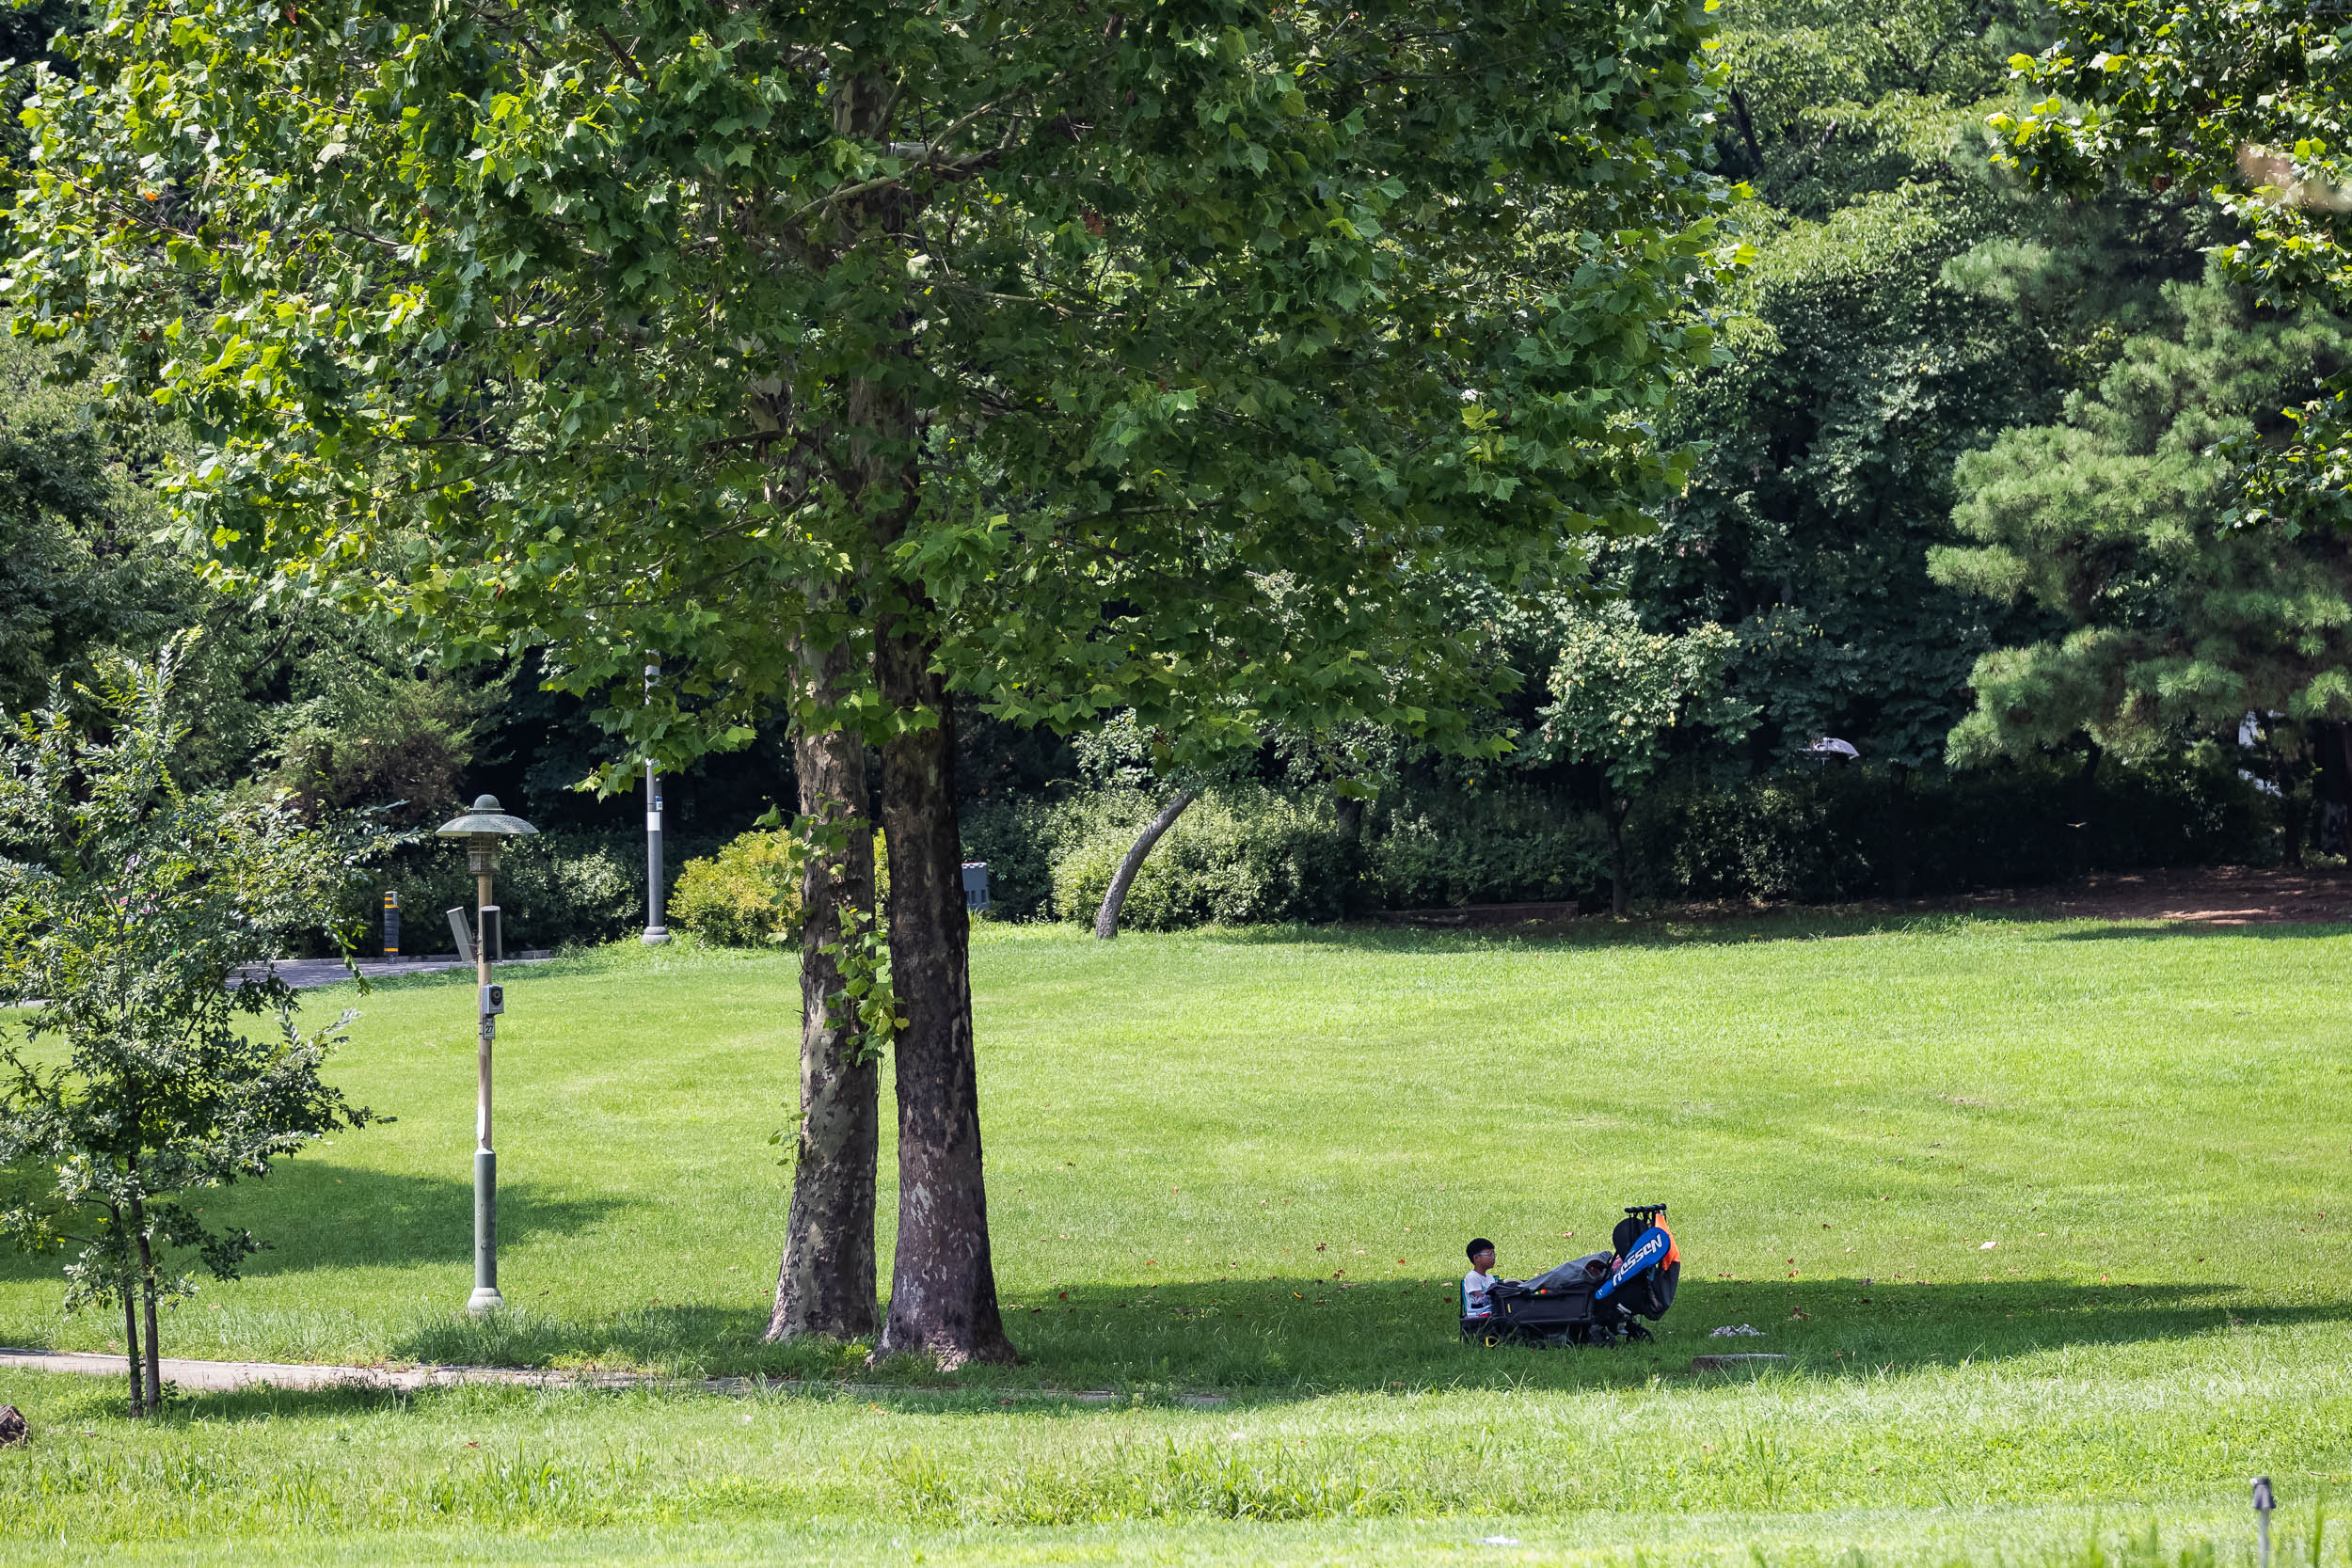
xmin=4 ymin=0 xmax=1739 ymax=1364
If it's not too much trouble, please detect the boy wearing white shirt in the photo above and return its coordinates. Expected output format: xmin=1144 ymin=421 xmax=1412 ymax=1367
xmin=1461 ymin=1238 xmax=1500 ymax=1321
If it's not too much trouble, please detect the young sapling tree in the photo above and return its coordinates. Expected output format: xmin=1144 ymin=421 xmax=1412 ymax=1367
xmin=0 ymin=640 xmax=378 ymax=1416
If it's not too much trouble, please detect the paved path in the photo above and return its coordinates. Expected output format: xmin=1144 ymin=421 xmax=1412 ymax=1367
xmin=243 ymin=952 xmax=555 ymax=990
xmin=0 ymin=1346 xmax=1224 ymax=1405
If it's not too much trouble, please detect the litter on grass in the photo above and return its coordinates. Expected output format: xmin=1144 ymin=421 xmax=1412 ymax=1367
xmin=1709 ymin=1323 xmax=1764 ymax=1337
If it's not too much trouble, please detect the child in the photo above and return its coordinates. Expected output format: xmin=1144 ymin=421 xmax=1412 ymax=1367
xmin=1461 ymin=1238 xmax=1499 ymax=1321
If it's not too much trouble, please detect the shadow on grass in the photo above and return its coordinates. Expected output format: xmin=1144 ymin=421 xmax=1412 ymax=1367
xmin=18 ymin=1269 xmax=2332 ymax=1427
xmin=0 ymin=1164 xmax=623 ymax=1287
xmin=140 ymin=1272 xmax=2341 ymax=1404
xmin=943 ymin=1274 xmax=2344 ymax=1396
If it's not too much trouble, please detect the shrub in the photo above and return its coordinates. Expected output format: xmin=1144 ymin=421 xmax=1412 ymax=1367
xmin=1046 ymin=785 xmax=1357 ymax=928
xmin=670 ymin=830 xmax=804 ymax=947
xmin=1362 ymin=786 xmax=1611 ymax=910
xmin=668 ymin=827 xmax=890 ymax=948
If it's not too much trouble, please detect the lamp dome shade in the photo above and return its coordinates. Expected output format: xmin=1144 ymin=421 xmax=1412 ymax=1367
xmin=436 ymin=795 xmax=539 ymax=838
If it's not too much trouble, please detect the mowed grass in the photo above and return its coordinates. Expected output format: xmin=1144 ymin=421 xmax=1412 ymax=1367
xmin=2 ymin=914 xmax=2348 ymax=1563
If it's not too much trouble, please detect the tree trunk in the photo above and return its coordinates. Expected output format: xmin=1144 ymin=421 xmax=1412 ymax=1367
xmin=1335 ymin=793 xmax=1366 ymax=846
xmin=1887 ymin=763 xmax=1914 ymax=902
xmin=2070 ymin=738 xmax=2102 ymax=877
xmin=1094 ymin=789 xmax=1195 ymax=940
xmin=1607 ymin=799 xmax=1629 ymax=917
xmin=833 ymin=68 xmax=1008 ymax=1367
xmin=767 ymin=633 xmax=880 ymax=1343
xmin=871 ymin=607 xmax=1014 ymax=1368
xmin=113 ymin=1203 xmax=143 ymax=1418
xmin=130 ymin=1196 xmax=160 ymax=1416
xmin=1728 ymin=87 xmax=1766 ymax=175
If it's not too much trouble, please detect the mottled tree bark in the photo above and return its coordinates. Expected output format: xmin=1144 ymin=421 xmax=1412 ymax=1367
xmin=1094 ymin=789 xmax=1195 ymax=940
xmin=820 ymin=66 xmax=1009 ymax=1366
xmin=766 ymin=634 xmax=880 ymax=1343
xmin=871 ymin=605 xmax=1014 ymax=1367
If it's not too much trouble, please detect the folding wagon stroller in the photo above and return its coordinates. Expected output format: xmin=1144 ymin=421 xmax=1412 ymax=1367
xmin=1463 ymin=1206 xmax=1681 ymax=1348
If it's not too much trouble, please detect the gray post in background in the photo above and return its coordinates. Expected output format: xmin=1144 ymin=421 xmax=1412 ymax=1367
xmin=642 ymin=659 xmax=670 ymax=944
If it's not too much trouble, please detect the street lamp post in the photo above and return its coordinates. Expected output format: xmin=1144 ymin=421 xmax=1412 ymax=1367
xmin=642 ymin=661 xmax=670 ymax=945
xmin=436 ymin=794 xmax=537 ymax=1314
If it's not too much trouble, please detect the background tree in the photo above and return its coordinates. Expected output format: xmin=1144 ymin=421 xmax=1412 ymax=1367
xmin=1528 ymin=605 xmax=1755 ymax=914
xmin=1599 ymin=0 xmax=2222 ymax=890
xmin=6 ymin=0 xmax=1740 ymax=1362
xmin=0 ymin=640 xmax=379 ymax=1416
xmin=1996 ymin=0 xmax=2352 ymax=530
xmin=1931 ymin=278 xmax=2352 ymax=861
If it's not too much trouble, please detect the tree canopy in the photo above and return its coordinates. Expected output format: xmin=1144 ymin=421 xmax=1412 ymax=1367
xmin=1995 ymin=0 xmax=2352 ymax=529
xmin=5 ymin=0 xmax=1740 ymax=766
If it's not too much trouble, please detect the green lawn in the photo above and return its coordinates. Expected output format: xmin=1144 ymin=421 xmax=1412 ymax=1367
xmin=3 ymin=915 xmax=2347 ymax=1564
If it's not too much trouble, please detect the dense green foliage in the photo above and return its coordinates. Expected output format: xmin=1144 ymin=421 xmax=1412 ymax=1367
xmin=0 ymin=0 xmax=2331 ymax=940
xmin=1621 ymin=0 xmax=2156 ymax=782
xmin=670 ymin=832 xmax=808 ymax=951
xmin=1996 ymin=0 xmax=2352 ymax=528
xmin=1530 ymin=605 xmax=1750 ymax=911
xmin=1044 ymin=786 xmax=1356 ymax=931
xmin=986 ymin=757 xmax=2269 ymax=924
xmin=0 ymin=641 xmax=375 ymax=1411
xmin=670 ymin=829 xmax=892 ymax=949
xmin=0 ymin=0 xmax=1738 ymax=776
xmin=1934 ymin=283 xmax=2352 ymax=776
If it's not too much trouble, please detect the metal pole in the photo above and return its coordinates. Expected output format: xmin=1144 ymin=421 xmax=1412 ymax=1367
xmin=468 ymin=863 xmax=502 ymax=1313
xmin=643 ymin=660 xmax=670 ymax=944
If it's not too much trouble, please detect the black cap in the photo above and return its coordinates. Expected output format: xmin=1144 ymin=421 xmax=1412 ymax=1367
xmin=2253 ymin=1477 xmax=2276 ymax=1512
xmin=1467 ymin=1238 xmax=1494 ymax=1261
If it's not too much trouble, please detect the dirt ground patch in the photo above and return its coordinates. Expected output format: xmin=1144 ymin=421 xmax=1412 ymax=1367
xmin=1381 ymin=864 xmax=2352 ymax=930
